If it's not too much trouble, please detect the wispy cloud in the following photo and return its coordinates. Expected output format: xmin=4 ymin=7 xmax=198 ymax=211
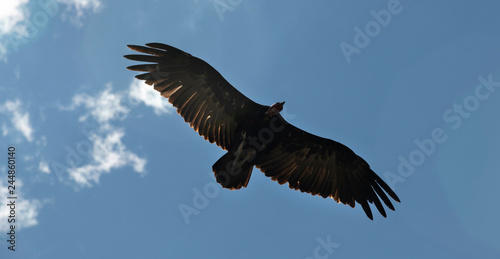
xmin=0 ymin=0 xmax=28 ymax=35
xmin=0 ymin=0 xmax=102 ymax=60
xmin=67 ymin=83 xmax=130 ymax=126
xmin=0 ymin=99 xmax=34 ymax=142
xmin=60 ymin=84 xmax=149 ymax=187
xmin=57 ymin=0 xmax=102 ymax=27
xmin=0 ymin=0 xmax=28 ymax=59
xmin=1 ymin=123 xmax=8 ymax=136
xmin=0 ymin=179 xmax=44 ymax=232
xmin=39 ymin=160 xmax=50 ymax=174
xmin=68 ymin=128 xmax=146 ymax=187
xmin=128 ymin=80 xmax=172 ymax=115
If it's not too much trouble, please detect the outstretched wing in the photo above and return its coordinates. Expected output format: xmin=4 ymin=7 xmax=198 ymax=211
xmin=124 ymin=43 xmax=264 ymax=150
xmin=255 ymin=114 xmax=400 ymax=220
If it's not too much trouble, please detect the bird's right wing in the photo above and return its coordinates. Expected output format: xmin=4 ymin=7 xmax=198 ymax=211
xmin=254 ymin=114 xmax=400 ymax=220
xmin=124 ymin=43 xmax=264 ymax=150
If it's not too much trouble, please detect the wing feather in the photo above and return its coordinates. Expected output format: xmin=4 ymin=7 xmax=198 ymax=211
xmin=125 ymin=43 xmax=400 ymax=220
xmin=188 ymin=99 xmax=206 ymax=130
xmin=178 ymin=92 xmax=198 ymax=119
xmin=255 ymin=114 xmax=400 ymax=220
xmin=125 ymin=43 xmax=264 ymax=150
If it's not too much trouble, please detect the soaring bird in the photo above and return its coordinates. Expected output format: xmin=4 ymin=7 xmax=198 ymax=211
xmin=124 ymin=43 xmax=400 ymax=220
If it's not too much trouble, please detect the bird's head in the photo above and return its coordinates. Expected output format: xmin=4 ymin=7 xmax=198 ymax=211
xmin=266 ymin=101 xmax=285 ymax=116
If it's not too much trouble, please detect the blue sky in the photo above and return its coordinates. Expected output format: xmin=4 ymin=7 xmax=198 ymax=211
xmin=0 ymin=0 xmax=499 ymax=258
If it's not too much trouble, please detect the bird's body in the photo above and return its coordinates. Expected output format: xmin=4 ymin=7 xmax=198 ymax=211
xmin=212 ymin=104 xmax=285 ymax=189
xmin=125 ymin=43 xmax=400 ymax=220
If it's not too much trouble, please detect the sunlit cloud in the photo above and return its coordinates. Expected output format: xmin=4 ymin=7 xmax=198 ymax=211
xmin=39 ymin=160 xmax=50 ymax=174
xmin=128 ymin=80 xmax=172 ymax=115
xmin=1 ymin=123 xmax=8 ymax=136
xmin=0 ymin=0 xmax=28 ymax=60
xmin=0 ymin=99 xmax=34 ymax=142
xmin=67 ymin=83 xmax=129 ymax=126
xmin=0 ymin=179 xmax=44 ymax=232
xmin=57 ymin=0 xmax=103 ymax=27
xmin=0 ymin=0 xmax=28 ymax=35
xmin=61 ymin=84 xmax=147 ymax=187
xmin=0 ymin=0 xmax=102 ymax=60
xmin=68 ymin=128 xmax=146 ymax=187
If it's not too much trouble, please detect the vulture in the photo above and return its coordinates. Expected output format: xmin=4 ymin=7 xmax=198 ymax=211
xmin=124 ymin=43 xmax=400 ymax=220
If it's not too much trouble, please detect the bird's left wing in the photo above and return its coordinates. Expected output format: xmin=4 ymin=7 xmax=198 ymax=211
xmin=254 ymin=114 xmax=400 ymax=220
xmin=124 ymin=43 xmax=264 ymax=150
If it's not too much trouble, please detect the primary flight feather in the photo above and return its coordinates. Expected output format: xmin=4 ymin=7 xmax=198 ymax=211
xmin=124 ymin=43 xmax=400 ymax=220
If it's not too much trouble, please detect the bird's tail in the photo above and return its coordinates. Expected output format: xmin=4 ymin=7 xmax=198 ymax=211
xmin=212 ymin=151 xmax=254 ymax=190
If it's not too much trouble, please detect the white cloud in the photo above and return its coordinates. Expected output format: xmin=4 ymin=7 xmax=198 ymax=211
xmin=66 ymin=83 xmax=129 ymax=126
xmin=0 ymin=0 xmax=28 ymax=35
xmin=1 ymin=123 xmax=8 ymax=136
xmin=59 ymin=0 xmax=102 ymax=14
xmin=61 ymin=84 xmax=147 ymax=187
xmin=0 ymin=0 xmax=102 ymax=60
xmin=0 ymin=0 xmax=28 ymax=59
xmin=128 ymin=80 xmax=172 ymax=115
xmin=63 ymin=81 xmax=172 ymax=121
xmin=0 ymin=179 xmax=44 ymax=232
xmin=0 ymin=99 xmax=34 ymax=142
xmin=68 ymin=128 xmax=146 ymax=187
xmin=39 ymin=160 xmax=50 ymax=174
xmin=58 ymin=0 xmax=102 ymax=27
xmin=57 ymin=80 xmax=175 ymax=187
